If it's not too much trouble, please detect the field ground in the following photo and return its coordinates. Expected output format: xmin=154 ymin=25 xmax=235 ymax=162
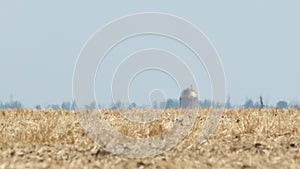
xmin=0 ymin=108 xmax=299 ymax=169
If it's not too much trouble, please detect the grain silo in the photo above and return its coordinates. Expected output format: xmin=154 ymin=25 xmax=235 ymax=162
xmin=180 ymin=86 xmax=198 ymax=108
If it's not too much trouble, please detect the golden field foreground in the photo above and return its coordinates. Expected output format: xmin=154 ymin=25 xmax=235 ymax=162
xmin=0 ymin=108 xmax=299 ymax=169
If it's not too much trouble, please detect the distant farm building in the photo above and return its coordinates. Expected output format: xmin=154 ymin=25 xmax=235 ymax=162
xmin=180 ymin=86 xmax=198 ymax=108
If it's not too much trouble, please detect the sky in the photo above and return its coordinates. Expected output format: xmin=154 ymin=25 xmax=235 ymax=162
xmin=1 ymin=1 xmax=300 ymax=107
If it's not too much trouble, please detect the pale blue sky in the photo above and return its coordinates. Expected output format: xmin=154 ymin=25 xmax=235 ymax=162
xmin=1 ymin=1 xmax=300 ymax=107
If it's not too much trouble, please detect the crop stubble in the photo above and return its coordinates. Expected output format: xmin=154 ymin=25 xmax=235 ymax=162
xmin=0 ymin=108 xmax=299 ymax=169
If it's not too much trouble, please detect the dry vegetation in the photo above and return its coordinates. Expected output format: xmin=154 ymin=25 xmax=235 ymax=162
xmin=0 ymin=108 xmax=299 ymax=169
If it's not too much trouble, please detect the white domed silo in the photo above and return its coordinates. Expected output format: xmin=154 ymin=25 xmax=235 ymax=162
xmin=180 ymin=86 xmax=198 ymax=108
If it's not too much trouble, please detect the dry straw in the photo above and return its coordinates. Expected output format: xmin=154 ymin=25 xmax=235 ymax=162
xmin=0 ymin=108 xmax=299 ymax=168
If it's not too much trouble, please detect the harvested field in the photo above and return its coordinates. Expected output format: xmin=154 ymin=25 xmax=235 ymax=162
xmin=0 ymin=108 xmax=299 ymax=169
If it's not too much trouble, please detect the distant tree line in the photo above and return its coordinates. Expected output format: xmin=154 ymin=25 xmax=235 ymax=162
xmin=36 ymin=101 xmax=78 ymax=110
xmin=0 ymin=97 xmax=299 ymax=110
xmin=242 ymin=98 xmax=298 ymax=109
xmin=0 ymin=100 xmax=22 ymax=109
